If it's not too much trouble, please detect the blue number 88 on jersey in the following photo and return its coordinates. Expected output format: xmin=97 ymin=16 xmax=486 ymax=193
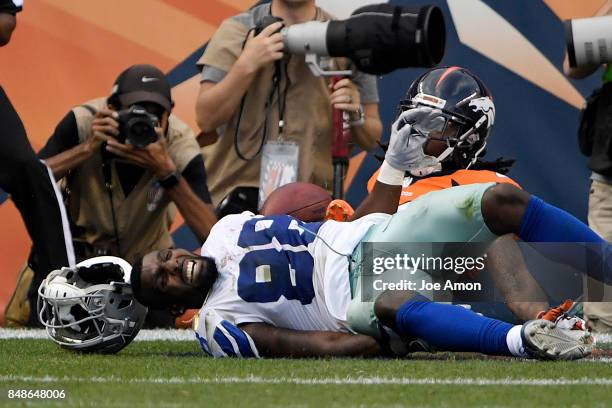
xmin=236 ymin=216 xmax=323 ymax=305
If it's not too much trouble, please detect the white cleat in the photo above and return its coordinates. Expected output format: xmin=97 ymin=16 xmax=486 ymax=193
xmin=521 ymin=319 xmax=595 ymax=361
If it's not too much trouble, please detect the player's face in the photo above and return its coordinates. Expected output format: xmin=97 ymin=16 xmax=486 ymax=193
xmin=139 ymin=248 xmax=215 ymax=310
xmin=0 ymin=12 xmax=17 ymax=47
xmin=422 ymin=119 xmax=462 ymax=157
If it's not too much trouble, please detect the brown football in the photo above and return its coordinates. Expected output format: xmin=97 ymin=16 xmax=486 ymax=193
xmin=260 ymin=182 xmax=332 ymax=222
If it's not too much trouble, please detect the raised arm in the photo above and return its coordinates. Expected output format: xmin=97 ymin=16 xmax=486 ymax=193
xmin=350 ymin=179 xmax=402 ymax=221
xmin=240 ymin=322 xmax=382 ymax=358
xmin=351 ymin=107 xmax=439 ymax=220
xmin=195 ymin=23 xmax=284 ymax=133
xmin=41 ymin=109 xmax=118 ymax=180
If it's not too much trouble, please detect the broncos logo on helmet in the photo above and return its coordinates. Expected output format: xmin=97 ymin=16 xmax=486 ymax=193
xmin=469 ymin=97 xmax=495 ymax=127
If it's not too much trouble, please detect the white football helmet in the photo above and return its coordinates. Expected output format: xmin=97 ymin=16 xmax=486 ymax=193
xmin=38 ymin=256 xmax=147 ymax=354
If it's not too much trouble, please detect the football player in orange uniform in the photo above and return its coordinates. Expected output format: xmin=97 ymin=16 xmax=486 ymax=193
xmin=328 ymin=67 xmax=578 ymax=323
xmin=367 ymin=66 xmax=518 ymax=207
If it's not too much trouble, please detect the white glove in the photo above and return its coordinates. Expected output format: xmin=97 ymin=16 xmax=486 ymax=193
xmin=384 ymin=107 xmax=445 ymax=173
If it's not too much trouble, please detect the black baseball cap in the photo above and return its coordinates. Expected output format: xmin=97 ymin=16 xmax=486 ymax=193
xmin=110 ymin=64 xmax=173 ymax=112
xmin=0 ymin=0 xmax=23 ymax=14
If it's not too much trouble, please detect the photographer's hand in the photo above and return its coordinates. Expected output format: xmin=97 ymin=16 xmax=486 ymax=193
xmin=42 ymin=108 xmax=120 ymax=180
xmin=329 ymin=78 xmax=382 ymax=152
xmin=105 ymin=132 xmax=216 ymax=242
xmin=105 ymin=130 xmax=176 ymax=178
xmin=196 ymin=22 xmax=284 ymax=133
xmin=87 ymin=108 xmax=119 ymax=154
xmin=330 ymin=78 xmax=361 ymax=114
xmin=236 ymin=22 xmax=284 ymax=74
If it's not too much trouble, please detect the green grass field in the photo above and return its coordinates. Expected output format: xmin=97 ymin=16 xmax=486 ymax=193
xmin=1 ymin=334 xmax=611 ymax=408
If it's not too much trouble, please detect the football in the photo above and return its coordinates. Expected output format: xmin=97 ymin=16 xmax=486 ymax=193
xmin=260 ymin=182 xmax=332 ymax=222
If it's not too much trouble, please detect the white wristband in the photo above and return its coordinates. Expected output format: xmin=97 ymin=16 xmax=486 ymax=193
xmin=377 ymin=160 xmax=405 ymax=186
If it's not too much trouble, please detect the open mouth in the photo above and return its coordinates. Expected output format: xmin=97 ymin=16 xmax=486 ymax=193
xmin=181 ymin=257 xmax=203 ymax=287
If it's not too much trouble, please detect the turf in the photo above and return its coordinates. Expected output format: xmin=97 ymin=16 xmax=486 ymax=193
xmin=1 ymin=339 xmax=611 ymax=407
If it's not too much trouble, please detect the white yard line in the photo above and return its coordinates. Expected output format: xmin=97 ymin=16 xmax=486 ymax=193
xmin=582 ymin=357 xmax=612 ymax=363
xmin=2 ymin=329 xmax=610 ymax=344
xmin=0 ymin=375 xmax=611 ymax=386
xmin=0 ymin=328 xmax=194 ymax=341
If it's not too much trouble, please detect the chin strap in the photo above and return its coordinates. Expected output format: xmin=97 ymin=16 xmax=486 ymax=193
xmin=409 ymin=163 xmax=442 ymax=177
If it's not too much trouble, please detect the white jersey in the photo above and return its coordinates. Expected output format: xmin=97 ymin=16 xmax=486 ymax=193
xmin=193 ymin=211 xmax=389 ymax=357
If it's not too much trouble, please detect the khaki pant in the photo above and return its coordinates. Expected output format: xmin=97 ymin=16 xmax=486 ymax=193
xmin=4 ymin=263 xmax=34 ymax=327
xmin=585 ymin=179 xmax=612 ymax=333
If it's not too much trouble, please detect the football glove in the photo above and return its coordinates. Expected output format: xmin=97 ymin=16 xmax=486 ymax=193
xmin=384 ymin=107 xmax=445 ymax=174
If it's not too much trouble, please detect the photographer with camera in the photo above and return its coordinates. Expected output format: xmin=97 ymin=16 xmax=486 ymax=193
xmin=15 ymin=64 xmax=216 ymax=327
xmin=564 ymin=2 xmax=612 ymax=334
xmin=195 ymin=0 xmax=382 ymax=209
xmin=37 ymin=64 xmax=216 ymax=264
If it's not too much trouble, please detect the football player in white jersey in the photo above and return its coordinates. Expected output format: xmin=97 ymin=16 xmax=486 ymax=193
xmin=131 ymin=97 xmax=606 ymax=360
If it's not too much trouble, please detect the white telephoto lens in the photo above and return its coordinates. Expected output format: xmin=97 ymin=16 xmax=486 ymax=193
xmin=283 ymin=21 xmax=330 ymax=55
xmin=566 ymin=15 xmax=612 ymax=67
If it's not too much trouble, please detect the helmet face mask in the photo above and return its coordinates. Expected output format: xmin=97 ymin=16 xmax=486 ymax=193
xmin=38 ymin=256 xmax=147 ymax=354
xmin=398 ymin=66 xmax=495 ymax=171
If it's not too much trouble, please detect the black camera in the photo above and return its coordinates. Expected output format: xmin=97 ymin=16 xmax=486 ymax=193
xmin=116 ymin=105 xmax=159 ymax=149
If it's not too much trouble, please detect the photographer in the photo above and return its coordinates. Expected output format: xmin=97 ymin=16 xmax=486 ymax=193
xmin=195 ymin=0 xmax=382 ymax=208
xmin=1 ymin=0 xmax=76 ymax=326
xmin=564 ymin=2 xmax=612 ymax=334
xmin=38 ymin=64 xmax=216 ymax=265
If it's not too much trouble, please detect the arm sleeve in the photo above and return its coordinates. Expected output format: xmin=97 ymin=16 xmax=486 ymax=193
xmin=196 ymin=18 xmax=249 ymax=74
xmin=194 ymin=309 xmax=261 ymax=358
xmin=181 ymin=155 xmax=212 ymax=204
xmin=38 ymin=111 xmax=80 ymax=159
xmin=201 ymin=65 xmax=228 ymax=84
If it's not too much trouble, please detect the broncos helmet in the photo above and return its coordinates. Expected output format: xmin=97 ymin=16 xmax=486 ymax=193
xmin=38 ymin=256 xmax=147 ymax=354
xmin=399 ymin=66 xmax=495 ymax=169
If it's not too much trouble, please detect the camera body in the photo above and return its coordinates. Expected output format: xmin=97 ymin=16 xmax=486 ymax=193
xmin=116 ymin=105 xmax=159 ymax=149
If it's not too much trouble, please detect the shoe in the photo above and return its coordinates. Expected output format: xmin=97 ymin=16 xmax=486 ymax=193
xmin=537 ymin=299 xmax=587 ymax=331
xmin=521 ymin=319 xmax=594 ymax=361
xmin=325 ymin=199 xmax=354 ymax=222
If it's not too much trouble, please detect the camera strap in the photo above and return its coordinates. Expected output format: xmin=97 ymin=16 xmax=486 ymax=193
xmin=100 ymin=145 xmax=122 ymax=258
xmin=232 ymin=71 xmax=277 ymax=161
xmin=275 ymin=58 xmax=291 ymax=137
xmin=233 ymin=10 xmax=293 ymax=162
xmin=233 ymin=26 xmax=268 ymax=161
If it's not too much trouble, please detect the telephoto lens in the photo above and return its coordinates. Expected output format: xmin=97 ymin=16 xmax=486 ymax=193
xmin=282 ymin=3 xmax=446 ymax=75
xmin=565 ymin=15 xmax=612 ymax=68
